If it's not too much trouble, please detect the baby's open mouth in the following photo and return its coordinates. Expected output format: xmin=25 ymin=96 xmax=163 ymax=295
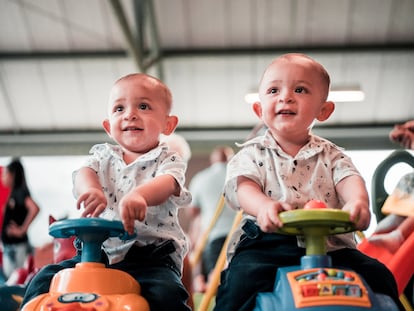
xmin=277 ymin=110 xmax=295 ymax=115
xmin=123 ymin=127 xmax=143 ymax=131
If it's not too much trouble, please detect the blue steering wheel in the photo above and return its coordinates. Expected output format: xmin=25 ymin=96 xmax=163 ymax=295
xmin=49 ymin=218 xmax=134 ymax=263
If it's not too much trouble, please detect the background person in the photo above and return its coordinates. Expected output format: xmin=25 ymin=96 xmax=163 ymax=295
xmin=1 ymin=158 xmax=40 ymax=280
xmin=188 ymin=145 xmax=235 ymax=292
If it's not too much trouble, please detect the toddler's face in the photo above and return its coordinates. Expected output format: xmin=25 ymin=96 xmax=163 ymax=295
xmin=104 ymin=76 xmax=176 ymax=155
xmin=256 ymin=58 xmax=331 ymax=140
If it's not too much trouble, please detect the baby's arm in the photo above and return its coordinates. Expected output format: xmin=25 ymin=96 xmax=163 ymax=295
xmin=336 ymin=175 xmax=370 ymax=231
xmin=120 ymin=174 xmax=180 ymax=234
xmin=237 ymin=176 xmax=292 ymax=232
xmin=74 ymin=167 xmax=107 ymax=218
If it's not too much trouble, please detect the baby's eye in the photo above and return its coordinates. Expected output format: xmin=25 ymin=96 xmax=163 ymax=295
xmin=295 ymin=87 xmax=307 ymax=94
xmin=114 ymin=105 xmax=124 ymax=112
xmin=269 ymin=88 xmax=278 ymax=94
xmin=139 ymin=103 xmax=150 ymax=110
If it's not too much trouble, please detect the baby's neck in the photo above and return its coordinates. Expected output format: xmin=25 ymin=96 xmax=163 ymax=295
xmin=122 ymin=150 xmax=143 ymax=164
xmin=274 ymin=134 xmax=310 ymax=157
xmin=281 ymin=143 xmax=304 ymax=157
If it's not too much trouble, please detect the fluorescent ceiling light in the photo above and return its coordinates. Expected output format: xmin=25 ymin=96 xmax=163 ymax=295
xmin=244 ymin=87 xmax=365 ymax=104
xmin=244 ymin=93 xmax=260 ymax=104
xmin=327 ymin=89 xmax=365 ymax=102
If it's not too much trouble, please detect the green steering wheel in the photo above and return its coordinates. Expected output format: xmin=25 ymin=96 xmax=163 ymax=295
xmin=277 ymin=208 xmax=355 ymax=256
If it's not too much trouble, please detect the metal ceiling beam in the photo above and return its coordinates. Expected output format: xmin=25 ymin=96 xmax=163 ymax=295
xmin=107 ymin=0 xmax=164 ymax=77
xmin=133 ymin=0 xmax=164 ymax=78
xmin=108 ymin=0 xmax=145 ymax=72
xmin=161 ymin=43 xmax=414 ymax=57
xmin=0 ymin=50 xmax=127 ymax=60
xmin=1 ymin=43 xmax=413 ymax=60
xmin=0 ymin=124 xmax=404 ymax=157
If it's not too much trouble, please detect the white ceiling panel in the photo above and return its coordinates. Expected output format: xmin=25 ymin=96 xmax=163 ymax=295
xmin=40 ymin=60 xmax=89 ymax=128
xmin=77 ymin=59 xmax=119 ymax=127
xmin=1 ymin=61 xmax=53 ymax=129
xmin=24 ymin=1 xmax=70 ymax=51
xmin=0 ymin=68 xmax=15 ymax=129
xmin=0 ymin=0 xmax=31 ymax=51
xmin=374 ymin=53 xmax=414 ymax=122
xmin=390 ymin=0 xmax=414 ymax=40
xmin=0 ymin=0 xmax=413 ymax=155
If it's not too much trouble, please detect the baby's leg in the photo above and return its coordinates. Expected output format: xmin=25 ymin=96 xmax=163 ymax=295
xmin=214 ymin=232 xmax=303 ymax=311
xmin=127 ymin=263 xmax=191 ymax=311
xmin=374 ymin=214 xmax=405 ymax=234
xmin=330 ymin=248 xmax=404 ymax=310
xmin=21 ymin=257 xmax=79 ymax=307
xmin=214 ymin=253 xmax=278 ymax=311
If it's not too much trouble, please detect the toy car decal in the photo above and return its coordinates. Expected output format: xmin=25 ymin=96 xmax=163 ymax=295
xmin=58 ymin=292 xmax=98 ymax=303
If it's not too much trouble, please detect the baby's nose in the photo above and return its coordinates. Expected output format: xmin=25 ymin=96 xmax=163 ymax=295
xmin=124 ymin=109 xmax=138 ymax=120
xmin=279 ymin=90 xmax=293 ymax=103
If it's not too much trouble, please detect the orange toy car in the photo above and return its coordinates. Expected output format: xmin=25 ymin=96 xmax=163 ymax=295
xmin=22 ymin=218 xmax=150 ymax=311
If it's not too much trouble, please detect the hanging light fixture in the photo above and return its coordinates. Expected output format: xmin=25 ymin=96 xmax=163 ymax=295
xmin=327 ymin=85 xmax=365 ymax=102
xmin=244 ymin=85 xmax=365 ymax=104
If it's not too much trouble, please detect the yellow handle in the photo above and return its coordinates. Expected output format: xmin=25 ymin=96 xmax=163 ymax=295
xmin=190 ymin=194 xmax=226 ymax=268
xmin=197 ymin=210 xmax=243 ymax=311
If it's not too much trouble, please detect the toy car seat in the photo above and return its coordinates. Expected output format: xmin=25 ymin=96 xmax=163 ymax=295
xmin=358 ymin=149 xmax=414 ymax=310
xmin=371 ymin=149 xmax=414 ymax=222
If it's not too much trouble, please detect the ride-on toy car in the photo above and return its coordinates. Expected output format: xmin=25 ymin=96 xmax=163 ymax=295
xmin=254 ymin=200 xmax=399 ymax=311
xmin=22 ymin=218 xmax=150 ymax=311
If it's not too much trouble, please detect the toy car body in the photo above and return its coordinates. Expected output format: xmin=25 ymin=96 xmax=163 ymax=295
xmin=254 ymin=202 xmax=399 ymax=311
xmin=21 ymin=218 xmax=150 ymax=311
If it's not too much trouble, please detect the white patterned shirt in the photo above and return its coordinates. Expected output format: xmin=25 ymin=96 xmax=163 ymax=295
xmin=224 ymin=130 xmax=362 ymax=260
xmin=73 ymin=143 xmax=191 ymax=271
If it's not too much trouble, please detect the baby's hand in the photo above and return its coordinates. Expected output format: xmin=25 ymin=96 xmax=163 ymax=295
xmin=256 ymin=201 xmax=292 ymax=232
xmin=77 ymin=188 xmax=107 ymax=218
xmin=342 ymin=200 xmax=370 ymax=231
xmin=119 ymin=192 xmax=147 ymax=235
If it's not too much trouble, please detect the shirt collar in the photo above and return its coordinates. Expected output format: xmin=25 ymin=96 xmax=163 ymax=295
xmin=238 ymin=129 xmax=338 ymax=160
xmin=104 ymin=142 xmax=169 ymax=163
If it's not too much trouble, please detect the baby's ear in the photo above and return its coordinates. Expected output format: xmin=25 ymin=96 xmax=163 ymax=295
xmin=252 ymin=101 xmax=263 ymax=119
xmin=102 ymin=119 xmax=111 ymax=136
xmin=163 ymin=115 xmax=178 ymax=135
xmin=316 ymin=101 xmax=335 ymax=122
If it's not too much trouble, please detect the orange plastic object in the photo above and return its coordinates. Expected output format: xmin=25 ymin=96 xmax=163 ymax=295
xmin=304 ymin=200 xmax=327 ymax=209
xmin=22 ymin=262 xmax=150 ymax=311
xmin=358 ymin=231 xmax=414 ymax=295
xmin=287 ymin=268 xmax=371 ymax=308
xmin=381 ymin=192 xmax=414 ymax=217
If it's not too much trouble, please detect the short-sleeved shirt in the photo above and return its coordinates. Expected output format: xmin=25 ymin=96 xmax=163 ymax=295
xmin=73 ymin=143 xmax=191 ymax=271
xmin=224 ymin=130 xmax=362 ymax=260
